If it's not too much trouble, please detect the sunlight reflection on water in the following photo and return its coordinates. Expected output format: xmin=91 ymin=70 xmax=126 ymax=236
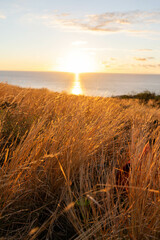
xmin=71 ymin=73 xmax=83 ymax=95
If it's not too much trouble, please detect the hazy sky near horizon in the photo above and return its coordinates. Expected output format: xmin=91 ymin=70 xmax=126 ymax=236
xmin=0 ymin=0 xmax=160 ymax=73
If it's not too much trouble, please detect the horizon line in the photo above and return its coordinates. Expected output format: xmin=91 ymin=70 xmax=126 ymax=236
xmin=0 ymin=70 xmax=160 ymax=75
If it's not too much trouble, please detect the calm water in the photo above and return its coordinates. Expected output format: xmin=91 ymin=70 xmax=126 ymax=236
xmin=0 ymin=71 xmax=160 ymax=97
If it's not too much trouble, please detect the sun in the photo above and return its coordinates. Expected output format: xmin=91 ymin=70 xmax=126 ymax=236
xmin=64 ymin=51 xmax=95 ymax=73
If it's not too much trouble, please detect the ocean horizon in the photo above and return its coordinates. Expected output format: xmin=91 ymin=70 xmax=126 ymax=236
xmin=0 ymin=71 xmax=160 ymax=97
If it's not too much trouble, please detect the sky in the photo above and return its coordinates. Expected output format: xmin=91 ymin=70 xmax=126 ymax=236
xmin=0 ymin=0 xmax=160 ymax=74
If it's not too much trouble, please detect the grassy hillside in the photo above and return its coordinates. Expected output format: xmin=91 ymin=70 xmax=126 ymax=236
xmin=0 ymin=83 xmax=160 ymax=239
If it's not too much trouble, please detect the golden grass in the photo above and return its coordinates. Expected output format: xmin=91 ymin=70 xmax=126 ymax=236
xmin=0 ymin=83 xmax=160 ymax=239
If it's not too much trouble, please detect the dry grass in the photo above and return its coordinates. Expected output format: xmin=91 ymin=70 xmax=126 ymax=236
xmin=0 ymin=83 xmax=160 ymax=239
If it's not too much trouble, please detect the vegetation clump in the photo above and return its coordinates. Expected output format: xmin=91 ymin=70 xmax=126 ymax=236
xmin=0 ymin=83 xmax=160 ymax=239
xmin=119 ymin=90 xmax=160 ymax=106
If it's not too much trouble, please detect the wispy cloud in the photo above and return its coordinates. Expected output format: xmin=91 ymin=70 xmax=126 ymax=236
xmin=103 ymin=62 xmax=160 ymax=71
xmin=110 ymin=57 xmax=117 ymax=61
xmin=134 ymin=57 xmax=147 ymax=61
xmin=82 ymin=47 xmax=113 ymax=52
xmin=137 ymin=49 xmax=153 ymax=52
xmin=138 ymin=64 xmax=160 ymax=68
xmin=134 ymin=57 xmax=155 ymax=61
xmin=28 ymin=10 xmax=160 ymax=34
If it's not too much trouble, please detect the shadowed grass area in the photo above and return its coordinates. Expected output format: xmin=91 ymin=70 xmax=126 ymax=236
xmin=119 ymin=90 xmax=160 ymax=106
xmin=0 ymin=83 xmax=160 ymax=239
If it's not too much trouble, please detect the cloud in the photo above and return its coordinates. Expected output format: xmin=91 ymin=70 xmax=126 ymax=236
xmin=131 ymin=63 xmax=160 ymax=69
xmin=137 ymin=49 xmax=153 ymax=52
xmin=55 ymin=10 xmax=160 ymax=33
xmin=147 ymin=57 xmax=155 ymax=60
xmin=134 ymin=57 xmax=147 ymax=61
xmin=102 ymin=58 xmax=117 ymax=68
xmin=25 ymin=10 xmax=160 ymax=34
xmin=56 ymin=13 xmax=70 ymax=17
xmin=141 ymin=64 xmax=160 ymax=68
xmin=82 ymin=47 xmax=114 ymax=52
xmin=134 ymin=57 xmax=155 ymax=61
xmin=102 ymin=61 xmax=110 ymax=68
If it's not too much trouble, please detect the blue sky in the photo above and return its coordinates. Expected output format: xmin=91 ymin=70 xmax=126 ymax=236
xmin=0 ymin=0 xmax=160 ymax=73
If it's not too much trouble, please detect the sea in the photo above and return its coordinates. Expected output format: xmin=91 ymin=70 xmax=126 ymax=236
xmin=0 ymin=71 xmax=160 ymax=97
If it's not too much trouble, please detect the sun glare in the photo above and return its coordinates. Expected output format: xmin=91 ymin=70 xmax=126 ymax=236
xmin=64 ymin=51 xmax=95 ymax=74
xmin=71 ymin=73 xmax=83 ymax=95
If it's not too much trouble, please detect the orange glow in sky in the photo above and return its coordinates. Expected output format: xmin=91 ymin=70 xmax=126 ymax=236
xmin=0 ymin=0 xmax=160 ymax=74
